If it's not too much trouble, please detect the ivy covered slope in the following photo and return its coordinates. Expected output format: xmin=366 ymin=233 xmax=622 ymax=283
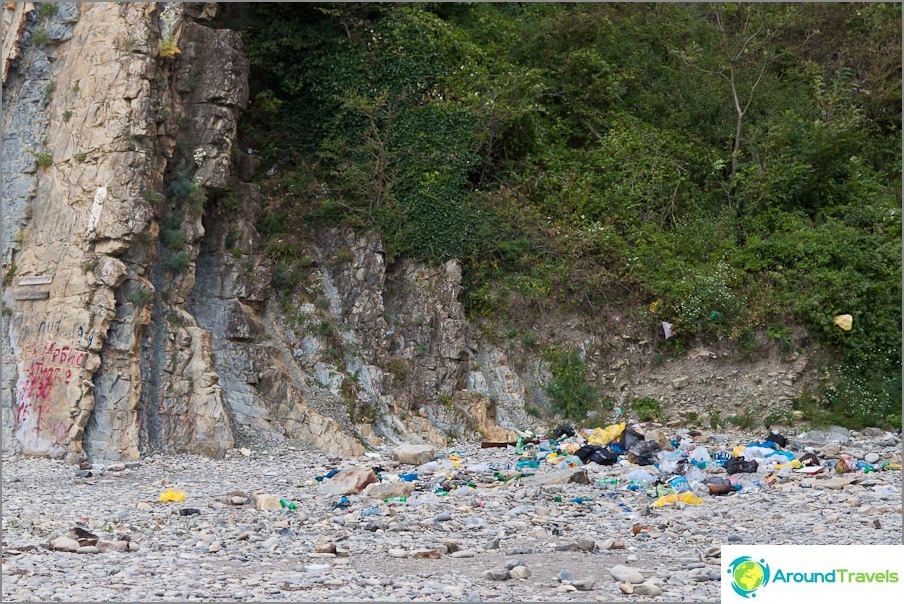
xmin=221 ymin=3 xmax=901 ymax=428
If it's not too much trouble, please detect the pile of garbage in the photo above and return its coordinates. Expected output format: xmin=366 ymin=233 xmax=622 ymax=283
xmin=311 ymin=423 xmax=900 ymax=512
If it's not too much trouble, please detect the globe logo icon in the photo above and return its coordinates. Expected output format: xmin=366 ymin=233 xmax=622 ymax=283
xmin=727 ymin=556 xmax=771 ymax=598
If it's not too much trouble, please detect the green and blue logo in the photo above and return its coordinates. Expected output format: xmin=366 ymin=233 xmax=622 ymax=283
xmin=727 ymin=556 xmax=771 ymax=598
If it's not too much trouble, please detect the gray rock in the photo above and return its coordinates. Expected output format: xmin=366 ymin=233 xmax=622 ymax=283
xmin=572 ymin=579 xmax=596 ymax=591
xmin=317 ymin=467 xmax=378 ymax=496
xmin=49 ymin=537 xmax=79 ymax=553
xmin=558 ymin=570 xmax=575 ymax=582
xmin=633 ymin=582 xmax=662 ymax=596
xmin=864 ymin=452 xmax=880 ymax=464
xmin=76 ymin=546 xmax=99 ymax=554
xmin=522 ymin=467 xmax=589 ymax=486
xmin=485 ymin=569 xmax=511 ymax=581
xmin=362 ymin=481 xmax=415 ymax=500
xmin=509 ymin=566 xmax=531 ymax=580
xmin=610 ymin=565 xmax=644 ymax=584
xmin=392 ymin=444 xmax=436 ymax=465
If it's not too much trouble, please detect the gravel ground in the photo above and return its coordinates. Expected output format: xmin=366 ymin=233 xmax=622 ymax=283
xmin=1 ymin=426 xmax=900 ymax=602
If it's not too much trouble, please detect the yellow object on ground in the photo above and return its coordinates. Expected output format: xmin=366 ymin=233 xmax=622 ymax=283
xmin=158 ymin=488 xmax=186 ymax=502
xmin=833 ymin=314 xmax=853 ymax=331
xmin=731 ymin=445 xmax=745 ymax=457
xmin=561 ymin=442 xmax=580 ymax=454
xmin=547 ymin=453 xmax=566 ymax=464
xmin=776 ymin=459 xmax=802 ymax=470
xmin=654 ymin=492 xmax=704 ymax=507
xmin=587 ymin=422 xmax=626 ymax=446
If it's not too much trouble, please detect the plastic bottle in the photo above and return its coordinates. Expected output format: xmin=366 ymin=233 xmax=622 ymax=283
xmin=384 ymin=496 xmax=407 ymax=503
xmin=279 ymin=499 xmax=297 ymax=510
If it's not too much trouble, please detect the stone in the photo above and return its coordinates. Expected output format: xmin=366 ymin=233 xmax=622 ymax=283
xmin=49 ymin=537 xmax=79 ymax=553
xmin=572 ymin=579 xmax=596 ymax=591
xmin=317 ymin=467 xmax=378 ymax=496
xmin=821 ymin=443 xmax=842 ymax=457
xmin=558 ymin=570 xmax=575 ymax=582
xmin=76 ymin=546 xmax=99 ymax=554
xmin=313 ymin=543 xmax=337 ymax=554
xmin=251 ymin=494 xmax=283 ymax=511
xmin=362 ymin=481 xmax=415 ymax=500
xmin=633 ymin=582 xmax=662 ymax=596
xmin=410 ymin=549 xmax=441 ymax=559
xmin=610 ymin=565 xmax=644 ymax=584
xmin=96 ymin=540 xmax=128 ymax=553
xmin=392 ymin=444 xmax=436 ymax=466
xmin=136 ymin=502 xmax=151 ymax=510
xmin=509 ymin=566 xmax=531 ymax=580
xmin=485 ymin=569 xmax=511 ymax=581
xmin=522 ymin=467 xmax=589 ymax=486
xmin=865 ymin=452 xmax=880 ymax=464
xmin=388 ymin=549 xmax=408 ymax=559
xmin=450 ymin=550 xmax=475 ymax=558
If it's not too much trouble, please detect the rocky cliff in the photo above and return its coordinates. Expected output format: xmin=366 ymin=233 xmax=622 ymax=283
xmin=1 ymin=2 xmax=818 ymax=463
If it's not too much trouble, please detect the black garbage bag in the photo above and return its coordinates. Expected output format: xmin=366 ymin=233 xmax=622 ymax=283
xmin=627 ymin=441 xmax=660 ymax=466
xmin=575 ymin=444 xmax=618 ymax=465
xmin=588 ymin=448 xmax=619 ymax=465
xmin=723 ymin=456 xmax=758 ymax=475
xmin=574 ymin=445 xmax=601 ymax=463
xmin=799 ymin=452 xmax=820 ymax=467
xmin=552 ymin=424 xmax=576 ymax=440
xmin=622 ymin=427 xmax=645 ymax=451
xmin=764 ymin=431 xmax=788 ymax=448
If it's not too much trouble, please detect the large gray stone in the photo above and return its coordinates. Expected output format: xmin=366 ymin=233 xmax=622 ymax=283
xmin=317 ymin=467 xmax=378 ymax=496
xmin=522 ymin=467 xmax=589 ymax=487
xmin=610 ymin=565 xmax=644 ymax=584
xmin=392 ymin=444 xmax=436 ymax=465
xmin=362 ymin=481 xmax=415 ymax=500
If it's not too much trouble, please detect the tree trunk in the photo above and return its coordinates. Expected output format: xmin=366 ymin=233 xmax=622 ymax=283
xmin=731 ymin=110 xmax=744 ymax=178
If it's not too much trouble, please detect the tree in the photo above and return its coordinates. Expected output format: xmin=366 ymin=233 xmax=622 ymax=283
xmin=675 ymin=4 xmax=814 ymax=179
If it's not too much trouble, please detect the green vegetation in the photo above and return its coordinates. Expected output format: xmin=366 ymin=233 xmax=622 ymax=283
xmin=630 ymin=397 xmax=662 ymax=422
xmin=544 ymin=348 xmax=599 ymax=420
xmin=31 ymin=29 xmax=49 ymax=47
xmin=128 ymin=286 xmax=154 ymax=310
xmin=230 ymin=3 xmax=901 ymax=428
xmin=74 ymin=152 xmax=87 ymax=163
xmin=2 ymin=264 xmax=17 ymax=287
xmin=163 ymin=251 xmax=190 ymax=274
xmin=35 ymin=152 xmax=53 ymax=169
xmin=37 ymin=3 xmax=58 ymax=19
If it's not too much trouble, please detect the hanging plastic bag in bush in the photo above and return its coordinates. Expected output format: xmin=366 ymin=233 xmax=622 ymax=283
xmin=833 ymin=314 xmax=853 ymax=331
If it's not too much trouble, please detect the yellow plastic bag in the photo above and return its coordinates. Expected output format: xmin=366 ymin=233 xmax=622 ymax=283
xmin=731 ymin=445 xmax=745 ymax=457
xmin=158 ymin=488 xmax=186 ymax=502
xmin=547 ymin=452 xmax=566 ymax=464
xmin=833 ymin=314 xmax=853 ymax=331
xmin=654 ymin=492 xmax=704 ymax=508
xmin=588 ymin=422 xmax=626 ymax=447
xmin=775 ymin=459 xmax=802 ymax=470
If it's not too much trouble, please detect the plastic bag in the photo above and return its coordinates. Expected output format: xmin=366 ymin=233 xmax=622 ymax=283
xmin=835 ymin=455 xmax=857 ymax=474
xmin=552 ymin=424 xmax=575 ymax=439
xmin=158 ymin=488 xmax=186 ymax=502
xmin=724 ymin=456 xmax=758 ymax=475
xmin=628 ymin=441 xmax=661 ymax=466
xmin=833 ymin=314 xmax=853 ymax=331
xmin=627 ymin=469 xmax=656 ymax=485
xmin=588 ymin=423 xmax=626 ymax=446
xmin=689 ymin=446 xmax=711 ymax=464
xmin=622 ymin=427 xmax=645 ymax=451
xmin=654 ymin=492 xmax=703 ymax=507
xmin=764 ymin=431 xmax=788 ymax=448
